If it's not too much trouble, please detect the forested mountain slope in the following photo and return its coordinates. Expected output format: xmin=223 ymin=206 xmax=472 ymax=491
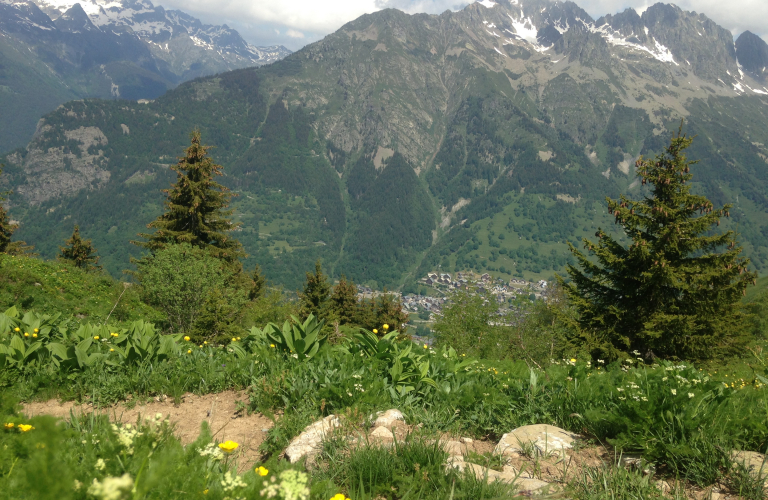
xmin=3 ymin=0 xmax=768 ymax=290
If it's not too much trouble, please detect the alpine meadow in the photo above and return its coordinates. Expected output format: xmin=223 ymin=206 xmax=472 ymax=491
xmin=0 ymin=0 xmax=767 ymax=499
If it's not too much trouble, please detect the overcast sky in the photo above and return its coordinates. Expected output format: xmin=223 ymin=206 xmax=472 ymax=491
xmin=154 ymin=0 xmax=768 ymax=50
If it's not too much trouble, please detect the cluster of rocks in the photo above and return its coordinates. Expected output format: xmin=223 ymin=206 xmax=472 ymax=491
xmin=284 ymin=410 xmax=768 ymax=498
xmin=285 ymin=410 xmax=585 ymax=495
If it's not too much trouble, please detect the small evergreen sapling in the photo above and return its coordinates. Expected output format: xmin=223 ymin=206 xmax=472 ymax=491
xmin=59 ymin=225 xmax=101 ymax=271
xmin=560 ymin=128 xmax=757 ymax=361
xmin=133 ymin=130 xmax=245 ymax=263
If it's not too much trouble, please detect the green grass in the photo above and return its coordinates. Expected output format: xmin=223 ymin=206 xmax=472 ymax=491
xmin=0 ymin=254 xmax=161 ymax=324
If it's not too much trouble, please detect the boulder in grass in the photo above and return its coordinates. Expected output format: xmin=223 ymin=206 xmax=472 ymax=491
xmin=494 ymin=424 xmax=580 ymax=457
xmin=372 ymin=409 xmax=405 ymax=428
xmin=284 ymin=415 xmax=341 ymax=463
xmin=446 ymin=455 xmax=551 ymax=493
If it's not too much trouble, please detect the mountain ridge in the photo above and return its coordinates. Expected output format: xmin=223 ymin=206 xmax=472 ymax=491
xmin=3 ymin=0 xmax=768 ymax=289
xmin=0 ymin=0 xmax=290 ymax=152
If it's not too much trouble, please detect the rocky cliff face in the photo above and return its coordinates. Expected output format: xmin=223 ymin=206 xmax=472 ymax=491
xmin=736 ymin=31 xmax=768 ymax=81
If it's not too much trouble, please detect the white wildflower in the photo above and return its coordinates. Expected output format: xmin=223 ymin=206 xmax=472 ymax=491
xmin=110 ymin=424 xmax=142 ymax=455
xmin=87 ymin=473 xmax=134 ymax=500
xmin=221 ymin=471 xmax=247 ymax=493
xmin=95 ymin=458 xmax=106 ymax=471
xmin=688 ymin=393 xmax=694 ymax=398
xmin=671 ymin=389 xmax=677 ymax=395
xmin=198 ymin=442 xmax=224 ymax=461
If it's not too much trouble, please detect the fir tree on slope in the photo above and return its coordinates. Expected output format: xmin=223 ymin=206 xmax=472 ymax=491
xmin=59 ymin=225 xmax=101 ymax=271
xmin=299 ymin=260 xmax=331 ymax=319
xmin=133 ymin=130 xmax=245 ymax=263
xmin=559 ymin=128 xmax=757 ymax=361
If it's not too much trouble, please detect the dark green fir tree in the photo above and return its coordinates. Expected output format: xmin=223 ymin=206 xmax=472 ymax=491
xmin=559 ymin=128 xmax=757 ymax=361
xmin=59 ymin=225 xmax=101 ymax=271
xmin=327 ymin=275 xmax=359 ymax=326
xmin=133 ymin=130 xmax=244 ymax=262
xmin=299 ymin=260 xmax=331 ymax=319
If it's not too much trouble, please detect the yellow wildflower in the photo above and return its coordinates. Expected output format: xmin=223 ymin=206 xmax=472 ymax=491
xmin=13 ymin=327 xmax=19 ymax=332
xmin=423 ymin=344 xmax=428 ymax=349
xmin=373 ymin=329 xmax=378 ymax=334
xmin=218 ymin=440 xmax=239 ymax=454
xmin=184 ymin=336 xmax=190 ymax=341
xmin=33 ymin=328 xmax=39 ymax=333
xmin=32 ymin=333 xmax=37 ymax=338
xmin=256 ymin=466 xmax=269 ymax=476
xmin=93 ymin=336 xmax=100 ymax=340
xmin=203 ymin=489 xmax=209 ymax=495
xmin=4 ymin=423 xmax=14 ymax=429
xmin=232 ymin=338 xmax=237 ymax=342
xmin=570 ymin=358 xmax=577 ymax=363
xmin=187 ymin=350 xmax=192 ymax=354
xmin=204 ymin=341 xmax=208 ymax=345
xmin=270 ymin=344 xmax=275 ymax=348
xmin=18 ymin=424 xmax=33 ymax=432
xmin=383 ymin=324 xmax=389 ymax=330
xmin=111 ymin=333 xmax=119 ymax=337
xmin=110 ymin=349 xmax=115 ymax=352
xmin=24 ymin=332 xmax=29 ymax=337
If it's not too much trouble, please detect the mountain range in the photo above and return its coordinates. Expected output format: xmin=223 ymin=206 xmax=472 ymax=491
xmin=3 ymin=0 xmax=768 ymax=290
xmin=0 ymin=0 xmax=290 ymax=152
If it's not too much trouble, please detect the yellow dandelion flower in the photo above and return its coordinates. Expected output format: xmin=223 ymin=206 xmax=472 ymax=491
xmin=203 ymin=341 xmax=208 ymax=345
xmin=184 ymin=336 xmax=190 ymax=341
xmin=18 ymin=424 xmax=33 ymax=432
xmin=373 ymin=329 xmax=378 ymax=334
xmin=218 ymin=440 xmax=239 ymax=453
xmin=383 ymin=324 xmax=389 ymax=330
xmin=257 ymin=466 xmax=269 ymax=476
xmin=4 ymin=423 xmax=14 ymax=429
xmin=187 ymin=350 xmax=192 ymax=354
xmin=570 ymin=358 xmax=577 ymax=363
xmin=424 ymin=344 xmax=428 ymax=349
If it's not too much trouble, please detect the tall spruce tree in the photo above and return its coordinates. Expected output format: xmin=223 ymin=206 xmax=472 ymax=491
xmin=299 ymin=260 xmax=331 ymax=319
xmin=133 ymin=130 xmax=244 ymax=262
xmin=560 ymin=128 xmax=757 ymax=361
xmin=60 ymin=225 xmax=101 ymax=271
xmin=248 ymin=264 xmax=267 ymax=301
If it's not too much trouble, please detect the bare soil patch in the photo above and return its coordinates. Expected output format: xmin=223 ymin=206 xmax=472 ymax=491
xmin=22 ymin=391 xmax=273 ymax=468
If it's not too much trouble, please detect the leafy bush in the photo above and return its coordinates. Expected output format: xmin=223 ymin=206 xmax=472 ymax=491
xmin=134 ymin=244 xmax=246 ymax=334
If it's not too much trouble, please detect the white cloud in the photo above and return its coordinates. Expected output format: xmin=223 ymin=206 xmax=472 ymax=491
xmin=286 ymin=29 xmax=305 ymax=39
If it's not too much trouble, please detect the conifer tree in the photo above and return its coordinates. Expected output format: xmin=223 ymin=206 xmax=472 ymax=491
xmin=560 ymin=128 xmax=757 ymax=361
xmin=299 ymin=260 xmax=331 ymax=319
xmin=327 ymin=275 xmax=359 ymax=325
xmin=133 ymin=130 xmax=244 ymax=262
xmin=60 ymin=225 xmax=101 ymax=271
xmin=248 ymin=264 xmax=267 ymax=301
xmin=0 ymin=165 xmax=17 ymax=254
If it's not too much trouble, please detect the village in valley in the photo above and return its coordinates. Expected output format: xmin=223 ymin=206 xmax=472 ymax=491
xmin=356 ymin=271 xmax=551 ymax=326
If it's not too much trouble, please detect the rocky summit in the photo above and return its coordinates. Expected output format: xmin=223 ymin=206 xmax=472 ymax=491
xmin=3 ymin=0 xmax=768 ymax=289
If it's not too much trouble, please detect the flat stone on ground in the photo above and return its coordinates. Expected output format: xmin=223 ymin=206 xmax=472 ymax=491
xmin=494 ymin=424 xmax=580 ymax=457
xmin=372 ymin=409 xmax=405 ymax=428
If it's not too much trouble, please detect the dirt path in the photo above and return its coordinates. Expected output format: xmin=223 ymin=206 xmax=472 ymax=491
xmin=22 ymin=390 xmax=273 ymax=467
